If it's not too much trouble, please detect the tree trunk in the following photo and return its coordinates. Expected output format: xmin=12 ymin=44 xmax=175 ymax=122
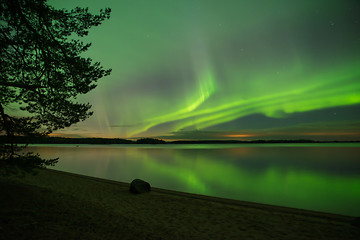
xmin=0 ymin=103 xmax=15 ymax=157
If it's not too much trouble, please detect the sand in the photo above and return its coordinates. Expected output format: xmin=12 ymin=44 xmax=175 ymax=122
xmin=0 ymin=168 xmax=359 ymax=240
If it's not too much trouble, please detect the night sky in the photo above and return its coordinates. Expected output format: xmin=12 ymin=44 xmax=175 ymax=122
xmin=49 ymin=0 xmax=360 ymax=140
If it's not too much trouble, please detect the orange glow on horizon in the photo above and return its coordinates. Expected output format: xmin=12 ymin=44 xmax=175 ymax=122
xmin=48 ymin=133 xmax=88 ymax=138
xmin=223 ymin=134 xmax=254 ymax=138
xmin=48 ymin=133 xmax=64 ymax=137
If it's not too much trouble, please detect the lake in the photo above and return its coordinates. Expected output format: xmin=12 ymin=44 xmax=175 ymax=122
xmin=27 ymin=143 xmax=360 ymax=216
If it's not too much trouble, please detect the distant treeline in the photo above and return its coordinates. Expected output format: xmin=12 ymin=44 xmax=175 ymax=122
xmin=0 ymin=136 xmax=134 ymax=144
xmin=169 ymin=139 xmax=319 ymax=144
xmin=0 ymin=136 xmax=166 ymax=144
xmin=0 ymin=136 xmax=358 ymax=145
xmin=167 ymin=139 xmax=360 ymax=144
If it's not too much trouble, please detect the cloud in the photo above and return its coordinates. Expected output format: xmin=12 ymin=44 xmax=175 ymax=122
xmin=155 ymin=120 xmax=360 ymax=141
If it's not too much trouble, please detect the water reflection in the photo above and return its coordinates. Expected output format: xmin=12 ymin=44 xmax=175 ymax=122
xmin=28 ymin=144 xmax=360 ymax=216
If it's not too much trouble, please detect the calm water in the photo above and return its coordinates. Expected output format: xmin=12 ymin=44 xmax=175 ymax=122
xmin=27 ymin=143 xmax=360 ymax=216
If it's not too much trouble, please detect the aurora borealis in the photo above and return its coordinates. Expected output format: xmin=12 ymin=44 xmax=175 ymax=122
xmin=49 ymin=0 xmax=360 ymax=140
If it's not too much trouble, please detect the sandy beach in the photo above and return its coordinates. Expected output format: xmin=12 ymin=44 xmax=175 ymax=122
xmin=0 ymin=168 xmax=359 ymax=240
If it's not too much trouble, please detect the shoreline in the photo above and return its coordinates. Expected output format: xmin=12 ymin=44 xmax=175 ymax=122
xmin=46 ymin=169 xmax=353 ymax=222
xmin=1 ymin=168 xmax=359 ymax=239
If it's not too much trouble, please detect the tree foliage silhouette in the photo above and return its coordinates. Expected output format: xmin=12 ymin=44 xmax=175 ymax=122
xmin=0 ymin=0 xmax=111 ymax=172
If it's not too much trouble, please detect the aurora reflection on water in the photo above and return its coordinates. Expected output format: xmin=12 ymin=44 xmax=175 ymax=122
xmin=28 ymin=143 xmax=360 ymax=216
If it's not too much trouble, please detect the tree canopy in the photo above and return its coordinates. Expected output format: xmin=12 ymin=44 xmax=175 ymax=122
xmin=0 ymin=0 xmax=111 ymax=170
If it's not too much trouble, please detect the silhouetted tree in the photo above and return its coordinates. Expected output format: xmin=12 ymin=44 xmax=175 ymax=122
xmin=0 ymin=0 xmax=111 ymax=172
xmin=136 ymin=138 xmax=166 ymax=144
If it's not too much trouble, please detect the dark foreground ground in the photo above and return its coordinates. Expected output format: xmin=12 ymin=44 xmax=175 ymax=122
xmin=0 ymin=169 xmax=359 ymax=240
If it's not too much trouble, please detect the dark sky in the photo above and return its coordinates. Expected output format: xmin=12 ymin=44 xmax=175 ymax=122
xmin=50 ymin=0 xmax=360 ymax=140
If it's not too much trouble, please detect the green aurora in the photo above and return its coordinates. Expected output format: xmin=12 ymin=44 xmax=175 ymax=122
xmin=47 ymin=0 xmax=360 ymax=140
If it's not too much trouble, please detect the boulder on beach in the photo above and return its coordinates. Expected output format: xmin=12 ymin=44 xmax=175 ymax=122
xmin=129 ymin=179 xmax=151 ymax=194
